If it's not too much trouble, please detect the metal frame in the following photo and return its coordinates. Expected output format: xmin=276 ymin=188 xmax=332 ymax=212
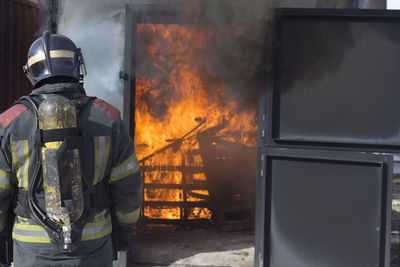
xmin=123 ymin=0 xmax=277 ymax=132
xmin=255 ymin=147 xmax=393 ymax=267
xmin=123 ymin=3 xmax=199 ymax=139
xmin=123 ymin=4 xmax=219 ymax=225
xmin=125 ymin=3 xmax=264 ymax=225
xmin=262 ymin=8 xmax=400 ymax=153
xmin=46 ymin=0 xmax=58 ymax=34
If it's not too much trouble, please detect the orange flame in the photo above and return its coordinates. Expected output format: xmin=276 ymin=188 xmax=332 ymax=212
xmin=135 ymin=24 xmax=257 ymax=220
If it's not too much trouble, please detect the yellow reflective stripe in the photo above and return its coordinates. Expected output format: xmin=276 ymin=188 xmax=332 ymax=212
xmin=0 ymin=170 xmax=12 ymax=179
xmin=22 ymin=141 xmax=29 ymax=190
xmin=13 ymin=220 xmax=51 ymax=243
xmin=16 ymin=216 xmax=29 ymax=224
xmin=111 ymin=165 xmax=139 ymax=183
xmin=81 ymin=218 xmax=112 ymax=241
xmin=12 ymin=211 xmax=112 ymax=243
xmin=0 ymin=170 xmax=12 ymax=190
xmin=116 ymin=206 xmax=140 ymax=224
xmin=14 ymin=222 xmax=46 ymax=231
xmin=0 ymin=183 xmax=11 ymax=190
xmin=12 ymin=233 xmax=51 ymax=243
xmin=81 ymin=209 xmax=112 ymax=241
xmin=93 ymin=136 xmax=111 ymax=185
xmin=110 ymin=153 xmax=139 ymax=182
xmin=11 ymin=142 xmax=20 ymax=187
xmin=11 ymin=140 xmax=30 ymax=189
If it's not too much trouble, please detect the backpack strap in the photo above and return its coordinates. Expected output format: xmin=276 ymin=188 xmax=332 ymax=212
xmin=13 ymin=96 xmax=39 ymax=116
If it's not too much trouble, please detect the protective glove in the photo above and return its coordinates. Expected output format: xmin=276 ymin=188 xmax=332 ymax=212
xmin=115 ymin=223 xmax=134 ymax=251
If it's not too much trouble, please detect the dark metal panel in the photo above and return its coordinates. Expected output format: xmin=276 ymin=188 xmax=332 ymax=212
xmin=315 ymin=0 xmax=386 ymax=8
xmin=123 ymin=4 xmax=135 ymax=138
xmin=264 ymin=9 xmax=400 ymax=153
xmin=276 ymin=8 xmax=400 ymax=17
xmin=255 ymin=41 xmax=272 ymax=264
xmin=0 ymin=1 xmax=8 ymax=110
xmin=47 ymin=0 xmax=58 ymax=34
xmin=255 ymin=147 xmax=268 ymax=267
xmin=255 ymin=147 xmax=392 ymax=267
xmin=0 ymin=0 xmax=48 ymax=113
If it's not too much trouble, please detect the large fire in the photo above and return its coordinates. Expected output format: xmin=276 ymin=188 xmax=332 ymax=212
xmin=135 ymin=24 xmax=257 ymax=220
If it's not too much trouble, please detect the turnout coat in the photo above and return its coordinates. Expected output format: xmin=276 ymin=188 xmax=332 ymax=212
xmin=0 ymin=83 xmax=142 ymax=266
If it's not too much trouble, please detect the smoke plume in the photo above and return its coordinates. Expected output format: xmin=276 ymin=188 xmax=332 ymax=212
xmin=58 ymin=0 xmax=277 ymax=115
xmin=58 ymin=0 xmax=126 ymax=112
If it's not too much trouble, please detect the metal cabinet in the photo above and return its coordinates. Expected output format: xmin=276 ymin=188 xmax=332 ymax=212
xmin=255 ymin=147 xmax=392 ymax=267
xmin=256 ymin=9 xmax=400 ymax=267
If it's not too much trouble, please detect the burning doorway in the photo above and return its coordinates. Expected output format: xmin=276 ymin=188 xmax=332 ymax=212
xmin=122 ymin=4 xmax=261 ymax=227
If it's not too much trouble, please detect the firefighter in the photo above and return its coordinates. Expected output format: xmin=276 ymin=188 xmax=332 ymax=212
xmin=0 ymin=31 xmax=142 ymax=266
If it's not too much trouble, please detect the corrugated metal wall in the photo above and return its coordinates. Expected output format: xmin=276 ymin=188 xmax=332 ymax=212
xmin=0 ymin=0 xmax=48 ymax=113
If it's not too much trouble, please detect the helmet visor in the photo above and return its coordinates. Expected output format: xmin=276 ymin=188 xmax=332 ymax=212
xmin=29 ymin=61 xmax=50 ymax=78
xmin=51 ymin=57 xmax=78 ymax=77
xmin=27 ymin=50 xmax=77 ymax=80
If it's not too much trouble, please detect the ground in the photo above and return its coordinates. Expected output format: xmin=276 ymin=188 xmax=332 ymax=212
xmin=128 ymin=226 xmax=255 ymax=267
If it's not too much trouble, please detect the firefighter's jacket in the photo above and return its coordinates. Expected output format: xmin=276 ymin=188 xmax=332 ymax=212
xmin=0 ymin=83 xmax=142 ymax=263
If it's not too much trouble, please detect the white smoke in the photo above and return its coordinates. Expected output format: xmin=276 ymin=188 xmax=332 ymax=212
xmin=58 ymin=0 xmax=126 ymax=112
xmin=57 ymin=0 xmax=277 ymax=113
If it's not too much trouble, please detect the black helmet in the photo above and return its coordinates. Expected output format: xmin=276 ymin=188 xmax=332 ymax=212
xmin=23 ymin=31 xmax=87 ymax=88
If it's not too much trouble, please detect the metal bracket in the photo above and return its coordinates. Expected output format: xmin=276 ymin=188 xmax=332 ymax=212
xmin=119 ymin=71 xmax=129 ymax=81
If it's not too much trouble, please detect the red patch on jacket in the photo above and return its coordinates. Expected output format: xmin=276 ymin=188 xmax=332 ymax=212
xmin=92 ymin=99 xmax=121 ymax=122
xmin=0 ymin=104 xmax=27 ymax=128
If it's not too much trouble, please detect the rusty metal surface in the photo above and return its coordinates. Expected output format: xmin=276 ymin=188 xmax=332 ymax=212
xmin=0 ymin=0 xmax=48 ymax=113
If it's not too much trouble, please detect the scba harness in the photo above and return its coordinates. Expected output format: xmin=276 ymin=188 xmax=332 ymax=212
xmin=12 ymin=95 xmax=112 ymax=252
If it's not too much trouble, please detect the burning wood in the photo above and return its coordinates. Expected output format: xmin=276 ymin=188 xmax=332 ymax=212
xmin=135 ymin=24 xmax=257 ymax=222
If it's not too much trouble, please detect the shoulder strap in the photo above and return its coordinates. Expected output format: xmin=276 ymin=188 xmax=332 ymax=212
xmin=71 ymin=96 xmax=97 ymax=116
xmin=13 ymin=96 xmax=39 ymax=117
xmin=15 ymin=95 xmax=96 ymax=116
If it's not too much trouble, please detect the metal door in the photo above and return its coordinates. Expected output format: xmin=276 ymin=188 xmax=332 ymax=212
xmin=255 ymin=147 xmax=392 ymax=267
xmin=263 ymin=9 xmax=400 ymax=152
xmin=256 ymin=9 xmax=399 ymax=267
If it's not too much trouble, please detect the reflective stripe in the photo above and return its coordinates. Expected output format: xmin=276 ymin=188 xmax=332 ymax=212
xmin=93 ymin=136 xmax=110 ymax=185
xmin=16 ymin=216 xmax=30 ymax=224
xmin=13 ymin=228 xmax=49 ymax=238
xmin=0 ymin=214 xmax=6 ymax=231
xmin=12 ymin=217 xmax=51 ymax=243
xmin=27 ymin=51 xmax=46 ymax=67
xmin=28 ymin=50 xmax=74 ymax=67
xmin=116 ymin=206 xmax=140 ymax=224
xmin=11 ymin=140 xmax=29 ymax=189
xmin=12 ymin=232 xmax=51 ymax=243
xmin=0 ymin=170 xmax=12 ymax=190
xmin=110 ymin=153 xmax=139 ymax=182
xmin=50 ymin=50 xmax=75 ymax=59
xmin=12 ymin=210 xmax=112 ymax=243
xmin=81 ymin=214 xmax=112 ymax=241
xmin=13 ymin=224 xmax=50 ymax=243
